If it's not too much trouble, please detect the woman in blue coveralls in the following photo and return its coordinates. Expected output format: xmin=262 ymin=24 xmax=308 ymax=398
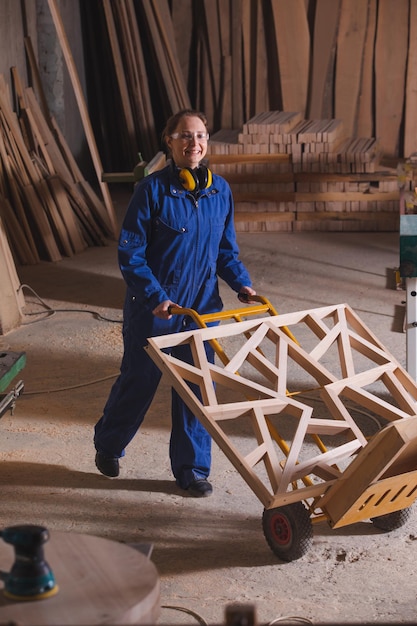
xmin=94 ymin=109 xmax=256 ymax=497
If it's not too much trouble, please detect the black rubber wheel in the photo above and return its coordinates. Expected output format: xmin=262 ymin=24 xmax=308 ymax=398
xmin=262 ymin=502 xmax=313 ymax=562
xmin=371 ymin=507 xmax=412 ymax=531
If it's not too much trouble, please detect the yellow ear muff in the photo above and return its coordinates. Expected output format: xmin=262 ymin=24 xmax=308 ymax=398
xmin=178 ymin=168 xmax=198 ymax=191
xmin=206 ymin=167 xmax=212 ymax=188
xmin=178 ymin=166 xmax=213 ymax=192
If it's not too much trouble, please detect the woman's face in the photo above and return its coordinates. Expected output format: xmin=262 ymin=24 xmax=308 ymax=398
xmin=166 ymin=115 xmax=209 ymax=170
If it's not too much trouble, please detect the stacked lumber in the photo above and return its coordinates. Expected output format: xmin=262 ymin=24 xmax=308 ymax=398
xmin=80 ymin=0 xmax=417 ymax=170
xmin=206 ymin=111 xmax=400 ymax=232
xmin=0 ymin=72 xmax=114 ymax=264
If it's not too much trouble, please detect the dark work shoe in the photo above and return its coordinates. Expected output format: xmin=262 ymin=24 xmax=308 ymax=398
xmin=95 ymin=452 xmax=119 ymax=477
xmin=187 ymin=478 xmax=213 ymax=498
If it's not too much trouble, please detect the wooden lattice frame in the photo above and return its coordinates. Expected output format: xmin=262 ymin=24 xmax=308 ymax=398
xmin=146 ymin=303 xmax=417 ymax=516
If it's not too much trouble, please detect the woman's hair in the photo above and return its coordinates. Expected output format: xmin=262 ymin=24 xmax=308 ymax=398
xmin=161 ymin=109 xmax=208 ymax=155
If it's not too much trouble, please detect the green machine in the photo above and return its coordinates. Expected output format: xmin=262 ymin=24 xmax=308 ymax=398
xmin=0 ymin=351 xmax=25 ymax=419
xmin=400 ymin=214 xmax=417 ymax=278
xmin=400 ymin=214 xmax=417 ymax=379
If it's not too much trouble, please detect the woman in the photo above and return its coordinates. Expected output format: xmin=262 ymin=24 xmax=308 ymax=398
xmin=94 ymin=109 xmax=256 ymax=497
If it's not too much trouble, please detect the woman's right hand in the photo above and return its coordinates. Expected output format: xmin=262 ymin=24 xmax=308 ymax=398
xmin=152 ymin=300 xmax=180 ymax=320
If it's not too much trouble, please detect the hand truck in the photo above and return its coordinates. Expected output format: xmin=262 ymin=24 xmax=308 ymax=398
xmin=146 ymin=298 xmax=417 ymax=561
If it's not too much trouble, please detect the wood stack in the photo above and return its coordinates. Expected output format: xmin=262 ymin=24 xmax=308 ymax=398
xmin=207 ymin=111 xmax=401 ymax=232
xmin=0 ymin=72 xmax=114 ymax=265
xmin=80 ymin=0 xmax=417 ymax=172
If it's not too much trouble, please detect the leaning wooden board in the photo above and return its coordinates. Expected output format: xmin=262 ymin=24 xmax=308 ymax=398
xmin=374 ymin=0 xmax=409 ymax=158
xmin=270 ymin=0 xmax=310 ymax=115
xmin=334 ymin=0 xmax=368 ymax=137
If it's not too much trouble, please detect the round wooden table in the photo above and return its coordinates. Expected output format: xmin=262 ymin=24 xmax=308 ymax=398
xmin=0 ymin=531 xmax=160 ymax=625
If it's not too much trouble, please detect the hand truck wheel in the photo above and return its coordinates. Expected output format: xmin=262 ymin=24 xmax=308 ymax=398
xmin=262 ymin=502 xmax=313 ymax=562
xmin=371 ymin=506 xmax=412 ymax=532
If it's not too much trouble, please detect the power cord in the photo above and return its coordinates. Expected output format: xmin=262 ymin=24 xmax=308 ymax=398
xmin=160 ymin=604 xmax=209 ymax=625
xmin=12 ymin=283 xmax=122 ymax=395
xmin=18 ymin=283 xmax=123 ymax=325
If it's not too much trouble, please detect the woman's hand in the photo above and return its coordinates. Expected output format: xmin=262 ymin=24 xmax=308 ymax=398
xmin=152 ymin=300 xmax=180 ymax=319
xmin=237 ymin=286 xmax=257 ymax=304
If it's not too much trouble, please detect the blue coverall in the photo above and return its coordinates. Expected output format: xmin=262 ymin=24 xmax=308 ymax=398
xmin=94 ymin=161 xmax=253 ymax=489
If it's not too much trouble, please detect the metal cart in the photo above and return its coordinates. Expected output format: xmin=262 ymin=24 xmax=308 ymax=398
xmin=146 ymin=298 xmax=417 ymax=561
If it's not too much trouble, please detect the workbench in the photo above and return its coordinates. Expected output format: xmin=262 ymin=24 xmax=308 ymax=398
xmin=0 ymin=351 xmax=25 ymax=419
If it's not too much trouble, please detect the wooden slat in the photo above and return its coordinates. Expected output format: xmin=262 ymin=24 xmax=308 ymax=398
xmin=24 ymin=88 xmax=75 ymax=186
xmin=404 ymin=0 xmax=417 ymax=157
xmin=217 ymin=0 xmax=232 ymax=129
xmin=233 ymin=190 xmax=399 ymax=203
xmin=334 ymin=0 xmax=369 ymax=137
xmin=356 ymin=0 xmax=377 ymax=137
xmin=230 ymin=0 xmax=243 ymax=129
xmin=0 ymin=216 xmax=23 ymax=332
xmin=139 ymin=0 xmax=190 ymax=113
xmin=308 ymin=0 xmax=341 ymax=118
xmin=270 ymin=0 xmax=310 ymax=115
xmin=113 ymin=0 xmax=158 ymax=158
xmin=47 ymin=175 xmax=87 ymax=254
xmin=24 ymin=36 xmax=52 ymax=128
xmin=374 ymin=0 xmax=409 ymax=158
xmin=102 ymin=0 xmax=137 ymax=164
xmin=0 ymin=196 xmax=37 ymax=266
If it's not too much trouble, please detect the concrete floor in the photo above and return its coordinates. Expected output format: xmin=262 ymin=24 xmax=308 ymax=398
xmin=1 ymin=194 xmax=415 ymax=625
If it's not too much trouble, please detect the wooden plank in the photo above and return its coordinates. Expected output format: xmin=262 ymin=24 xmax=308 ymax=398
xmin=24 ymin=88 xmax=75 ymax=186
xmin=270 ymin=0 xmax=310 ymax=115
xmin=296 ymin=210 xmax=398 ymax=222
xmin=0 ymin=134 xmax=39 ymax=263
xmin=404 ymin=0 xmax=417 ymax=157
xmin=64 ymin=182 xmax=108 ymax=246
xmin=334 ymin=0 xmax=369 ymax=137
xmin=233 ymin=190 xmax=399 ymax=203
xmin=153 ymin=0 xmax=191 ymax=108
xmin=234 ymin=212 xmax=295 ymax=223
xmin=208 ymin=153 xmax=290 ymax=164
xmin=200 ymin=0 xmax=222 ymax=124
xmin=356 ymin=0 xmax=377 ymax=137
xmin=171 ymin=0 xmax=193 ymax=89
xmin=112 ymin=0 xmax=158 ymax=159
xmin=139 ymin=0 xmax=190 ymax=113
xmin=374 ymin=0 xmax=409 ymax=158
xmin=217 ymin=0 xmax=232 ymax=129
xmin=47 ymin=175 xmax=87 ymax=254
xmin=0 ymin=196 xmax=37 ymax=265
xmin=0 ymin=219 xmax=23 ymax=332
xmin=24 ymin=36 xmax=52 ymax=127
xmin=230 ymin=0 xmax=243 ymax=129
xmin=102 ymin=0 xmax=137 ymax=164
xmin=46 ymin=0 xmax=118 ymax=238
xmin=308 ymin=0 xmax=342 ymax=118
xmin=37 ymin=178 xmax=73 ymax=257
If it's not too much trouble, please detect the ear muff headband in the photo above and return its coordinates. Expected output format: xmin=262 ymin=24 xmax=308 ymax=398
xmin=178 ymin=166 xmax=212 ymax=192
